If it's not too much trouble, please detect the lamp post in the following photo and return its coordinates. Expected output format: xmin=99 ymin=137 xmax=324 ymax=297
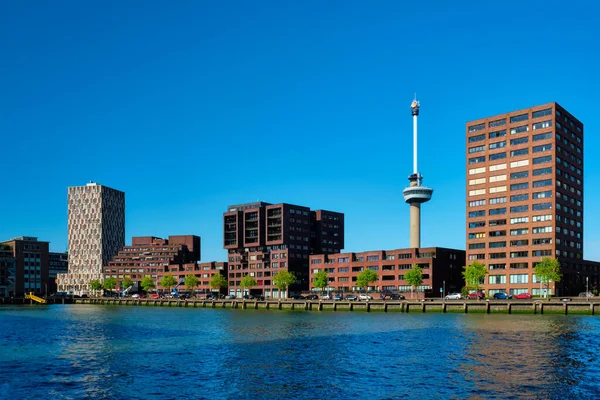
xmin=587 ymin=276 xmax=589 ymax=301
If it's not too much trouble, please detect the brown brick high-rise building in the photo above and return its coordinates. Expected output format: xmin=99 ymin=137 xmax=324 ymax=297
xmin=224 ymin=202 xmax=344 ymax=298
xmin=466 ymin=102 xmax=598 ymax=296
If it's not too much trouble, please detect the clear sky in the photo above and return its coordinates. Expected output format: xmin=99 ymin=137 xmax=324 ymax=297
xmin=2 ymin=1 xmax=600 ymax=262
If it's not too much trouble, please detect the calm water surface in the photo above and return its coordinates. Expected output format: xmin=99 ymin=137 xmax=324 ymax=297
xmin=1 ymin=305 xmax=600 ymax=399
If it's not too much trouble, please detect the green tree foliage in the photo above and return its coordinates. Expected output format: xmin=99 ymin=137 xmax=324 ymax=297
xmin=90 ymin=279 xmax=103 ymax=291
xmin=141 ymin=276 xmax=155 ymax=293
xmin=356 ymin=269 xmax=378 ymax=294
xmin=103 ymin=277 xmax=117 ymax=291
xmin=121 ymin=277 xmax=133 ymax=290
xmin=312 ymin=270 xmax=329 ymax=294
xmin=210 ymin=274 xmax=228 ymax=294
xmin=405 ymin=265 xmax=423 ymax=298
xmin=185 ymin=274 xmax=199 ymax=293
xmin=462 ymin=261 xmax=488 ymax=292
xmin=273 ymin=270 xmax=296 ymax=298
xmin=160 ymin=274 xmax=177 ymax=293
xmin=534 ymin=257 xmax=562 ymax=298
xmin=240 ymin=274 xmax=257 ymax=296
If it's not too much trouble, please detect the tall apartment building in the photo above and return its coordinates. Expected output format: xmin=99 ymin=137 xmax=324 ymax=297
xmin=58 ymin=182 xmax=125 ymax=295
xmin=0 ymin=237 xmax=49 ymax=296
xmin=466 ymin=102 xmax=598 ymax=296
xmin=223 ymin=202 xmax=344 ymax=298
xmin=48 ymin=252 xmax=68 ymax=294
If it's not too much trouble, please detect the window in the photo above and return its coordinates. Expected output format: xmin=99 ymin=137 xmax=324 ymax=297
xmin=489 ymin=163 xmax=507 ymax=171
xmin=489 ymin=186 xmax=507 ymax=193
xmin=510 ymin=228 xmax=529 ymax=236
xmin=489 ymin=174 xmax=507 ymax=183
xmin=533 ymin=167 xmax=552 ymax=176
xmin=533 ymin=179 xmax=552 ymax=188
xmin=489 ymin=208 xmax=506 ymax=215
xmin=489 ymin=230 xmax=506 ymax=237
xmin=510 ymin=160 xmax=529 ymax=168
xmin=510 ymin=193 xmax=529 ymax=202
xmin=469 ymin=210 xmax=486 ymax=218
xmin=489 ymin=275 xmax=507 ymax=284
xmin=469 ymin=199 xmax=486 ymax=207
xmin=489 ymin=141 xmax=506 ymax=150
xmin=533 ymin=132 xmax=552 ymax=141
xmin=510 ymin=251 xmax=529 ymax=259
xmin=510 ymin=171 xmax=529 ymax=179
xmin=510 ymin=262 xmax=528 ymax=269
xmin=469 ymin=232 xmax=487 ymax=239
xmin=510 ymin=125 xmax=529 ymax=134
xmin=469 ymin=243 xmax=486 ymax=250
xmin=469 ymin=221 xmax=486 ymax=228
xmin=532 ymin=108 xmax=552 ymax=118
xmin=469 ymin=167 xmax=486 ymax=175
xmin=510 ymin=113 xmax=529 ymax=123
xmin=532 ymin=214 xmax=552 ymax=222
xmin=489 ymin=252 xmax=506 ymax=259
xmin=489 ymin=219 xmax=506 ymax=226
xmin=510 ymin=274 xmax=529 ymax=283
xmin=366 ymin=255 xmax=379 ymax=261
xmin=532 ymin=226 xmax=553 ymax=234
xmin=489 ymin=196 xmax=507 ymax=204
xmin=469 ymin=178 xmax=486 ymax=185
xmin=510 ymin=239 xmax=529 ymax=247
xmin=511 ymin=148 xmax=529 ymax=157
xmin=533 ymin=190 xmax=552 ymax=199
xmin=489 ymin=129 xmax=507 ymax=139
xmin=510 ymin=205 xmax=529 ymax=213
xmin=489 ymin=241 xmax=506 ymax=248
xmin=510 ymin=217 xmax=529 ymax=224
xmin=533 ymin=155 xmax=552 ymax=164
xmin=469 ymin=145 xmax=486 ymax=153
xmin=533 ymin=144 xmax=552 ymax=153
xmin=533 ymin=202 xmax=552 ymax=211
xmin=489 ymin=152 xmax=506 ymax=161
xmin=489 ymin=264 xmax=506 ymax=270
xmin=510 ymin=137 xmax=529 ymax=146
xmin=469 ymin=156 xmax=485 ymax=165
xmin=510 ymin=182 xmax=529 ymax=191
xmin=532 ymin=120 xmax=552 ymax=130
xmin=532 ymin=238 xmax=552 ymax=245
xmin=469 ymin=189 xmax=486 ymax=196
xmin=489 ymin=119 xmax=506 ymax=128
xmin=469 ymin=124 xmax=486 ymax=133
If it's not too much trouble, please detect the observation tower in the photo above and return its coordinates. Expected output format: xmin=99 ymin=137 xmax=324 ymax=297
xmin=402 ymin=98 xmax=434 ymax=248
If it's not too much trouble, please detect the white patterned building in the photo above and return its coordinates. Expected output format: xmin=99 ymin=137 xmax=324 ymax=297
xmin=57 ymin=182 xmax=125 ymax=295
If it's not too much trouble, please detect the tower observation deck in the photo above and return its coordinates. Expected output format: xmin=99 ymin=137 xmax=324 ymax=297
xmin=402 ymin=99 xmax=433 ymax=248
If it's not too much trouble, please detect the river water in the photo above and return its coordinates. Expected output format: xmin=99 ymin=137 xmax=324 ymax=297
xmin=1 ymin=305 xmax=600 ymax=399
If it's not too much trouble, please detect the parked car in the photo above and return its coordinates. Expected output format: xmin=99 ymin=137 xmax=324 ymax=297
xmin=225 ymin=294 xmax=236 ymax=299
xmin=291 ymin=294 xmax=306 ymax=300
xmin=332 ymin=294 xmax=344 ymax=301
xmin=467 ymin=291 xmax=485 ymax=300
xmin=493 ymin=292 xmax=512 ymax=299
xmin=254 ymin=294 xmax=265 ymax=301
xmin=345 ymin=294 xmax=358 ymax=301
xmin=514 ymin=292 xmax=532 ymax=299
xmin=321 ymin=294 xmax=331 ymax=300
xmin=131 ymin=293 xmax=140 ymax=298
xmin=243 ymin=294 xmax=255 ymax=300
xmin=578 ymin=292 xmax=594 ymax=298
xmin=151 ymin=294 xmax=160 ymax=299
xmin=380 ymin=292 xmax=405 ymax=300
xmin=389 ymin=293 xmax=405 ymax=300
xmin=445 ymin=293 xmax=462 ymax=300
xmin=358 ymin=294 xmax=372 ymax=301
xmin=305 ymin=294 xmax=319 ymax=300
xmin=206 ymin=293 xmax=219 ymax=300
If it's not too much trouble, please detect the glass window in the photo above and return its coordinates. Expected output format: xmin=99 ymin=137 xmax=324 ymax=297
xmin=532 ymin=120 xmax=552 ymax=130
xmin=469 ymin=156 xmax=485 ymax=165
xmin=533 ymin=155 xmax=552 ymax=164
xmin=489 ymin=208 xmax=506 ymax=215
xmin=489 ymin=152 xmax=507 ymax=161
xmin=510 ymin=125 xmax=529 ymax=134
xmin=533 ymin=144 xmax=552 ymax=153
xmin=489 ymin=119 xmax=506 ymax=128
xmin=533 ymin=132 xmax=552 ymax=141
xmin=510 ymin=183 xmax=529 ymax=191
xmin=511 ymin=148 xmax=529 ymax=157
xmin=510 ymin=193 xmax=529 ymax=202
xmin=489 ymin=141 xmax=506 ymax=150
xmin=489 ymin=130 xmax=507 ymax=139
xmin=532 ymin=108 xmax=552 ymax=118
xmin=533 ymin=179 xmax=552 ymax=188
xmin=468 ymin=124 xmax=486 ymax=133
xmin=510 ymin=113 xmax=529 ymax=123
xmin=533 ymin=202 xmax=552 ymax=211
xmin=510 ymin=171 xmax=529 ymax=179
xmin=469 ymin=145 xmax=486 ymax=154
xmin=510 ymin=137 xmax=529 ymax=146
xmin=533 ymin=167 xmax=552 ymax=176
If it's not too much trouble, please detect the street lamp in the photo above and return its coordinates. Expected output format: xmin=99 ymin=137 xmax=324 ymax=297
xmin=587 ymin=276 xmax=589 ymax=302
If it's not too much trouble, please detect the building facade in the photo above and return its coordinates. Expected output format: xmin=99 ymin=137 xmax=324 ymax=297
xmin=466 ymin=102 xmax=598 ymax=296
xmin=58 ymin=182 xmax=125 ymax=295
xmin=0 ymin=243 xmax=16 ymax=297
xmin=309 ymin=247 xmax=465 ymax=298
xmin=224 ymin=202 xmax=344 ymax=298
xmin=48 ymin=252 xmax=68 ymax=294
xmin=0 ymin=237 xmax=49 ymax=296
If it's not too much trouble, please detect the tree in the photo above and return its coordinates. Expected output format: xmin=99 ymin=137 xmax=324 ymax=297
xmin=141 ymin=276 xmax=155 ymax=293
xmin=313 ymin=270 xmax=329 ymax=295
xmin=356 ymin=269 xmax=378 ymax=296
xmin=405 ymin=265 xmax=423 ymax=299
xmin=90 ymin=279 xmax=102 ymax=292
xmin=160 ymin=274 xmax=177 ymax=294
xmin=210 ymin=274 xmax=228 ymax=297
xmin=185 ymin=274 xmax=199 ymax=295
xmin=103 ymin=277 xmax=117 ymax=293
xmin=122 ymin=277 xmax=133 ymax=290
xmin=273 ymin=270 xmax=296 ymax=299
xmin=462 ymin=261 xmax=487 ymax=294
xmin=534 ymin=257 xmax=562 ymax=298
xmin=240 ymin=274 xmax=257 ymax=297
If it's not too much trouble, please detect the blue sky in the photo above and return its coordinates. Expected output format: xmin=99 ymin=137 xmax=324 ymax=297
xmin=2 ymin=1 xmax=600 ymax=262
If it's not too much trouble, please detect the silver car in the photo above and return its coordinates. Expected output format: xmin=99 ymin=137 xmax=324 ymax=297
xmin=445 ymin=293 xmax=462 ymax=300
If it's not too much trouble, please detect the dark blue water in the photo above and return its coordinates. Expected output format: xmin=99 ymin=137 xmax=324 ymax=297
xmin=1 ymin=305 xmax=600 ymax=399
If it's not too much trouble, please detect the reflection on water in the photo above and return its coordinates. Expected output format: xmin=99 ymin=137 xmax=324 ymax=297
xmin=1 ymin=306 xmax=600 ymax=399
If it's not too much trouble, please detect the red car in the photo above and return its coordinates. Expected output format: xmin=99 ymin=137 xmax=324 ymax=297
xmin=467 ymin=292 xmax=485 ymax=300
xmin=514 ymin=293 xmax=532 ymax=299
xmin=151 ymin=294 xmax=160 ymax=299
